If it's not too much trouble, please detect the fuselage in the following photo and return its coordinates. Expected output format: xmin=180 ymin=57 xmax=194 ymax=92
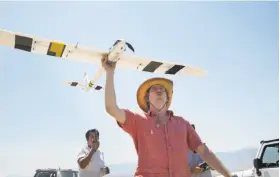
xmin=81 ymin=74 xmax=93 ymax=91
xmin=80 ymin=40 xmax=128 ymax=92
xmin=82 ymin=82 xmax=93 ymax=92
xmin=107 ymin=40 xmax=127 ymax=63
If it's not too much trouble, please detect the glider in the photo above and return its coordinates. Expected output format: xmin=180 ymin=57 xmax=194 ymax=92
xmin=0 ymin=29 xmax=208 ymax=92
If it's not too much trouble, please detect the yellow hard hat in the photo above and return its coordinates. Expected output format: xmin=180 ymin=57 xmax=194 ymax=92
xmin=136 ymin=77 xmax=173 ymax=112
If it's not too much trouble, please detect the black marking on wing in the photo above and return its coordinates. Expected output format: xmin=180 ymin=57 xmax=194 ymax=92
xmin=142 ymin=61 xmax=163 ymax=72
xmin=165 ymin=65 xmax=185 ymax=75
xmin=14 ymin=35 xmax=33 ymax=52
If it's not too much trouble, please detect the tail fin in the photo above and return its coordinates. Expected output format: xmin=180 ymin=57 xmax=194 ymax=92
xmin=83 ymin=72 xmax=89 ymax=83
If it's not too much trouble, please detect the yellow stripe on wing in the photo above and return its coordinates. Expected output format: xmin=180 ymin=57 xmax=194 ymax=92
xmin=47 ymin=41 xmax=66 ymax=57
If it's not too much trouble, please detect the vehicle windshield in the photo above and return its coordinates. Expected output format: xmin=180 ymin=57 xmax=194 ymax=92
xmin=261 ymin=143 xmax=279 ymax=168
xmin=58 ymin=171 xmax=79 ymax=177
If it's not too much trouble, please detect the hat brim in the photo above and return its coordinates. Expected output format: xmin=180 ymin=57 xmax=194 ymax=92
xmin=136 ymin=77 xmax=173 ymax=112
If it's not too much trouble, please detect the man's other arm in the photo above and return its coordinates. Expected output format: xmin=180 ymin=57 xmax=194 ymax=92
xmin=195 ymin=145 xmax=230 ymax=177
xmin=185 ymin=121 xmax=232 ymax=177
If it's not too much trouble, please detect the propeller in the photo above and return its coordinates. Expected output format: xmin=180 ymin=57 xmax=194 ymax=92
xmin=113 ymin=40 xmax=135 ymax=53
xmin=125 ymin=42 xmax=135 ymax=52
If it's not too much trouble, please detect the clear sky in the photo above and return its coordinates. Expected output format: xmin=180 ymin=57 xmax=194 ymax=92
xmin=0 ymin=1 xmax=278 ymax=177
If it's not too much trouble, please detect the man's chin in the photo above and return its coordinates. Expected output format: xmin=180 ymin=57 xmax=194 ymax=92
xmin=152 ymin=104 xmax=166 ymax=110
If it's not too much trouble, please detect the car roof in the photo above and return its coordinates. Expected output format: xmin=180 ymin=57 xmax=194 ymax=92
xmin=35 ymin=169 xmax=78 ymax=173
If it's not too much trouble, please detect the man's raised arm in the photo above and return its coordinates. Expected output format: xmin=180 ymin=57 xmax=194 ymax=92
xmin=102 ymin=58 xmax=126 ymax=124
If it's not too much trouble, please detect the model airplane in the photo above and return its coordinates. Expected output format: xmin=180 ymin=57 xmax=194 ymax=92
xmin=0 ymin=29 xmax=208 ymax=92
xmin=64 ymin=72 xmax=103 ymax=92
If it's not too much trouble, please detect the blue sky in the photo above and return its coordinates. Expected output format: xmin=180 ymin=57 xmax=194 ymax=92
xmin=0 ymin=1 xmax=278 ymax=176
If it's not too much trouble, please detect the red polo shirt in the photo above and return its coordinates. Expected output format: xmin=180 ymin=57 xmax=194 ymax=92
xmin=117 ymin=109 xmax=203 ymax=177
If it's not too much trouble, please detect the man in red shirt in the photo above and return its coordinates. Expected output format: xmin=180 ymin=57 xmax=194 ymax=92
xmin=102 ymin=57 xmax=233 ymax=177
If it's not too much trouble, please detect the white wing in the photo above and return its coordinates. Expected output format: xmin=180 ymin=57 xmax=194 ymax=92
xmin=0 ymin=29 xmax=106 ymax=65
xmin=0 ymin=29 xmax=207 ymax=76
xmin=117 ymin=55 xmax=208 ymax=76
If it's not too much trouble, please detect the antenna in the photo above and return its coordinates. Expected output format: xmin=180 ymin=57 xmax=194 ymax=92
xmin=101 ymin=152 xmax=106 ymax=166
xmin=75 ymin=42 xmax=79 ymax=49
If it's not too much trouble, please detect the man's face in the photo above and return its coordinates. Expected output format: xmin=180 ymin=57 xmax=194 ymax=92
xmin=88 ymin=131 xmax=99 ymax=143
xmin=148 ymin=84 xmax=168 ymax=107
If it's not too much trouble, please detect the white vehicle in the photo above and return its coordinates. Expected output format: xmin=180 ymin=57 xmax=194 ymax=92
xmin=216 ymin=138 xmax=279 ymax=177
xmin=252 ymin=138 xmax=279 ymax=177
xmin=34 ymin=168 xmax=79 ymax=177
xmin=0 ymin=29 xmax=208 ymax=92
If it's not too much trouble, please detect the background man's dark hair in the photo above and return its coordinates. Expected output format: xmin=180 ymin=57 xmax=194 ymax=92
xmin=191 ymin=124 xmax=197 ymax=153
xmin=191 ymin=124 xmax=195 ymax=130
xmin=85 ymin=129 xmax=99 ymax=140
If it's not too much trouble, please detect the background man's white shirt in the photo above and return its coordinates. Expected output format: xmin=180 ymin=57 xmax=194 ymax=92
xmin=77 ymin=146 xmax=106 ymax=177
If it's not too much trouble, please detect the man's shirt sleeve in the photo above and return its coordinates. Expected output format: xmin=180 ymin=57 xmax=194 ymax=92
xmin=77 ymin=147 xmax=86 ymax=162
xmin=185 ymin=120 xmax=203 ymax=151
xmin=117 ymin=109 xmax=140 ymax=137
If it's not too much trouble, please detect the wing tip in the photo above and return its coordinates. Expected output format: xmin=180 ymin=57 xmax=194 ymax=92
xmin=200 ymin=70 xmax=208 ymax=76
xmin=63 ymin=82 xmax=70 ymax=86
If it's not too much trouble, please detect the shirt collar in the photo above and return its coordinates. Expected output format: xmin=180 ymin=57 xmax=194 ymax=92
xmin=146 ymin=110 xmax=174 ymax=119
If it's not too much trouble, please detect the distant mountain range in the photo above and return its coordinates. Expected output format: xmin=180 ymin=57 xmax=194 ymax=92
xmin=106 ymin=147 xmax=258 ymax=177
xmin=6 ymin=148 xmax=258 ymax=177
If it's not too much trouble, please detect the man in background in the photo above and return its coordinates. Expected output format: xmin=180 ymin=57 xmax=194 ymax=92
xmin=189 ymin=124 xmax=213 ymax=177
xmin=77 ymin=129 xmax=110 ymax=177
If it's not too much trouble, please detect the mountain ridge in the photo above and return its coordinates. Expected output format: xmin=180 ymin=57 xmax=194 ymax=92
xmin=6 ymin=148 xmax=258 ymax=177
xmin=106 ymin=147 xmax=258 ymax=176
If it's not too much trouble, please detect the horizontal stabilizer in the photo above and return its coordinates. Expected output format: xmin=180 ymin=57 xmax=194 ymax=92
xmin=64 ymin=82 xmax=80 ymax=87
xmin=70 ymin=82 xmax=79 ymax=87
xmin=95 ymin=85 xmax=103 ymax=90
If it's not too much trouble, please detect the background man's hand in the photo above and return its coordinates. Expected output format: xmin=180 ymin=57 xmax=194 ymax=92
xmin=100 ymin=166 xmax=110 ymax=176
xmin=92 ymin=140 xmax=100 ymax=151
xmin=190 ymin=167 xmax=204 ymax=174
